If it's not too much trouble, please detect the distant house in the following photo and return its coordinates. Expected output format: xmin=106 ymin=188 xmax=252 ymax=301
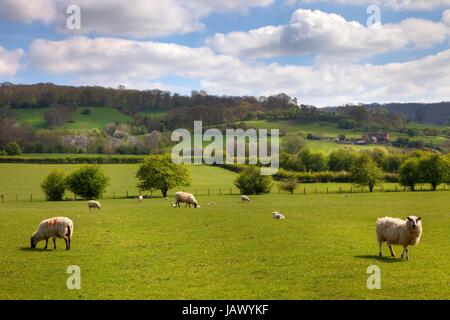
xmin=361 ymin=133 xmax=390 ymax=144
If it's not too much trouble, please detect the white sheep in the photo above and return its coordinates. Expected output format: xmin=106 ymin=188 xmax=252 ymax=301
xmin=376 ymin=216 xmax=422 ymax=260
xmin=175 ymin=191 xmax=199 ymax=208
xmin=138 ymin=195 xmax=143 ymax=202
xmin=241 ymin=195 xmax=250 ymax=202
xmin=272 ymin=211 xmax=285 ymax=219
xmin=88 ymin=200 xmax=101 ymax=210
xmin=30 ymin=217 xmax=73 ymax=250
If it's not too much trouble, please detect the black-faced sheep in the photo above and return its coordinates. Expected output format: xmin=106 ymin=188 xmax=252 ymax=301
xmin=376 ymin=216 xmax=422 ymax=260
xmin=31 ymin=217 xmax=73 ymax=250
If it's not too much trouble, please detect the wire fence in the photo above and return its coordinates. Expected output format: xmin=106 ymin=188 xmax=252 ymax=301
xmin=1 ymin=184 xmax=448 ymax=203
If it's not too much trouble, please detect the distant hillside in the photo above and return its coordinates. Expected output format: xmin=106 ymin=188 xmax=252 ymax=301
xmin=325 ymin=102 xmax=450 ymax=125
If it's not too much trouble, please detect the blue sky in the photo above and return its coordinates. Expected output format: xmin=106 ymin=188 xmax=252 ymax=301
xmin=0 ymin=0 xmax=449 ymax=106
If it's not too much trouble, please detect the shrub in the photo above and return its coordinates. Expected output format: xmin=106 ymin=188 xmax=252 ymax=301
xmin=81 ymin=109 xmax=91 ymax=115
xmin=350 ymin=153 xmax=383 ymax=192
xmin=234 ymin=166 xmax=273 ymax=195
xmin=5 ymin=142 xmax=22 ymax=156
xmin=65 ymin=165 xmax=110 ymax=199
xmin=41 ymin=170 xmax=67 ymax=201
xmin=279 ymin=178 xmax=298 ymax=194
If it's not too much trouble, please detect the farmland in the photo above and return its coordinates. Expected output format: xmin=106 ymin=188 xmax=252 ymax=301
xmin=1 ymin=190 xmax=449 ymax=299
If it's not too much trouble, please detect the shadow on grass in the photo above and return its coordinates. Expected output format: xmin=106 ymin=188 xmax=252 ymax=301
xmin=354 ymin=255 xmax=404 ymax=263
xmin=18 ymin=247 xmax=53 ymax=252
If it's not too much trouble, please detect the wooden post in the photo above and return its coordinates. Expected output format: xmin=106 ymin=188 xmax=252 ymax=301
xmin=195 ymin=190 xmax=198 ymax=196
xmin=30 ymin=194 xmax=32 ymax=202
xmin=1 ymin=195 xmax=4 ymax=203
xmin=126 ymin=191 xmax=129 ymax=198
xmin=395 ymin=186 xmax=398 ymax=192
xmin=114 ymin=192 xmax=116 ymax=199
xmin=315 ymin=188 xmax=318 ymax=194
xmin=339 ymin=187 xmax=342 ymax=194
xmin=220 ymin=188 xmax=222 ymax=195
xmin=208 ymin=189 xmax=210 ymax=196
xmin=303 ymin=188 xmax=306 ymax=195
xmin=326 ymin=187 xmax=328 ymax=194
xmin=16 ymin=195 xmax=18 ymax=202
xmin=230 ymin=188 xmax=232 ymax=195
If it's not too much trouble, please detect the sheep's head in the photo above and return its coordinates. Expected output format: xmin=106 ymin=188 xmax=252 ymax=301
xmin=30 ymin=235 xmax=37 ymax=248
xmin=193 ymin=201 xmax=199 ymax=208
xmin=406 ymin=216 xmax=422 ymax=230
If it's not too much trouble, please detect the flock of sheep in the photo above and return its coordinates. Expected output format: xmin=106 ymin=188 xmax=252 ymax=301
xmin=29 ymin=192 xmax=424 ymax=260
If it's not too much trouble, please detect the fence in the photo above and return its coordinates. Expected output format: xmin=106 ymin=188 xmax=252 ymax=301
xmin=0 ymin=184 xmax=448 ymax=203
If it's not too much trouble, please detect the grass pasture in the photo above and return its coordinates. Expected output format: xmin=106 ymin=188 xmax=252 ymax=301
xmin=0 ymin=192 xmax=449 ymax=299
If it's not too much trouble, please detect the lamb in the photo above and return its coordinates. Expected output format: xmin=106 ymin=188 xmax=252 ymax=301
xmin=272 ymin=211 xmax=285 ymax=219
xmin=174 ymin=191 xmax=199 ymax=208
xmin=376 ymin=216 xmax=422 ymax=260
xmin=88 ymin=200 xmax=101 ymax=210
xmin=138 ymin=195 xmax=143 ymax=202
xmin=30 ymin=217 xmax=73 ymax=250
xmin=241 ymin=195 xmax=250 ymax=202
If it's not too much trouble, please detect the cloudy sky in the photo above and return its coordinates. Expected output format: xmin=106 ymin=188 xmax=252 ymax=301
xmin=0 ymin=0 xmax=449 ymax=106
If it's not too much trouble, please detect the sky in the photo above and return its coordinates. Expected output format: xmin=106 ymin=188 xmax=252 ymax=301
xmin=0 ymin=0 xmax=449 ymax=106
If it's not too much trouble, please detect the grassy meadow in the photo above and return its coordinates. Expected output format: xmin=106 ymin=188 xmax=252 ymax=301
xmin=0 ymin=191 xmax=449 ymax=299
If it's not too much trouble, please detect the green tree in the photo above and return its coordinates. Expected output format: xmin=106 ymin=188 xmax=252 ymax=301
xmin=66 ymin=165 xmax=110 ymax=199
xmin=282 ymin=135 xmax=305 ymax=154
xmin=234 ymin=166 xmax=273 ymax=195
xmin=399 ymin=158 xmax=420 ymax=191
xmin=418 ymin=154 xmax=449 ymax=191
xmin=5 ymin=141 xmax=22 ymax=156
xmin=328 ymin=149 xmax=357 ymax=172
xmin=279 ymin=178 xmax=298 ymax=194
xmin=41 ymin=170 xmax=67 ymax=201
xmin=350 ymin=154 xmax=383 ymax=192
xmin=136 ymin=154 xmax=191 ymax=197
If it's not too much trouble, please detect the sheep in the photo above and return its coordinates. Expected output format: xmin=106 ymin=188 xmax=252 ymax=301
xmin=376 ymin=216 xmax=422 ymax=260
xmin=88 ymin=200 xmax=101 ymax=210
xmin=138 ymin=195 xmax=143 ymax=202
xmin=30 ymin=217 xmax=73 ymax=250
xmin=272 ymin=211 xmax=285 ymax=219
xmin=174 ymin=191 xmax=199 ymax=208
xmin=241 ymin=195 xmax=250 ymax=202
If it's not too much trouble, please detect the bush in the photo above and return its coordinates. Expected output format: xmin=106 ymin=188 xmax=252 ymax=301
xmin=5 ymin=142 xmax=22 ymax=156
xmin=65 ymin=165 xmax=110 ymax=199
xmin=41 ymin=170 xmax=67 ymax=201
xmin=81 ymin=109 xmax=91 ymax=115
xmin=234 ymin=166 xmax=273 ymax=195
xmin=279 ymin=178 xmax=298 ymax=194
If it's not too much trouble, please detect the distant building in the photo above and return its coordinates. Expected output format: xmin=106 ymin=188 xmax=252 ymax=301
xmin=361 ymin=133 xmax=390 ymax=144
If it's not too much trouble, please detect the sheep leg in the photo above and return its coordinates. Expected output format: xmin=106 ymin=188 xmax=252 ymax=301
xmin=401 ymin=246 xmax=408 ymax=260
xmin=53 ymin=238 xmax=57 ymax=249
xmin=65 ymin=237 xmax=70 ymax=250
xmin=378 ymin=242 xmax=383 ymax=257
xmin=388 ymin=244 xmax=395 ymax=257
xmin=44 ymin=238 xmax=48 ymax=250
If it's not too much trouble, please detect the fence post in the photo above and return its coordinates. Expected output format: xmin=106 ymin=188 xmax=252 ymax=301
xmin=30 ymin=194 xmax=32 ymax=202
xmin=303 ymin=188 xmax=306 ymax=195
xmin=16 ymin=195 xmax=18 ymax=202
xmin=126 ymin=191 xmax=129 ymax=198
xmin=315 ymin=188 xmax=318 ymax=194
xmin=114 ymin=192 xmax=116 ymax=199
xmin=195 ymin=190 xmax=198 ymax=196
xmin=1 ymin=195 xmax=4 ymax=203
xmin=326 ymin=187 xmax=328 ymax=194
xmin=339 ymin=187 xmax=342 ymax=194
xmin=208 ymin=189 xmax=210 ymax=196
xmin=395 ymin=186 xmax=398 ymax=192
xmin=220 ymin=188 xmax=222 ymax=195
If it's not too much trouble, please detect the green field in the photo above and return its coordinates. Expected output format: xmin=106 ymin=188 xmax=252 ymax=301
xmin=12 ymin=107 xmax=132 ymax=130
xmin=1 ymin=191 xmax=449 ymax=299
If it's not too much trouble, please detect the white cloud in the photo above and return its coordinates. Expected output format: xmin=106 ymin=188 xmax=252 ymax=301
xmin=28 ymin=36 xmax=450 ymax=106
xmin=207 ymin=9 xmax=450 ymax=60
xmin=0 ymin=0 xmax=56 ymax=24
xmin=0 ymin=0 xmax=273 ymax=37
xmin=287 ymin=0 xmax=450 ymax=11
xmin=0 ymin=46 xmax=24 ymax=76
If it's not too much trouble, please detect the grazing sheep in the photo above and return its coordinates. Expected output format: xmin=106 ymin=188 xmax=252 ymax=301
xmin=88 ymin=200 xmax=101 ymax=210
xmin=272 ymin=211 xmax=285 ymax=219
xmin=241 ymin=195 xmax=250 ymax=202
xmin=30 ymin=217 xmax=73 ymax=250
xmin=174 ymin=191 xmax=199 ymax=208
xmin=376 ymin=216 xmax=422 ymax=260
xmin=138 ymin=195 xmax=143 ymax=202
